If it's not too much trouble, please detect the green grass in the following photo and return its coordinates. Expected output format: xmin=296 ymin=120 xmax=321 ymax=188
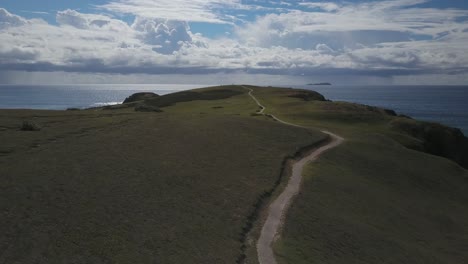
xmin=276 ymin=138 xmax=468 ymax=264
xmin=2 ymin=85 xmax=467 ymax=264
xmin=249 ymin=85 xmax=468 ymax=168
xmin=140 ymin=86 xmax=244 ymax=108
xmin=0 ymin=88 xmax=326 ymax=264
xmin=247 ymin=86 xmax=468 ymax=264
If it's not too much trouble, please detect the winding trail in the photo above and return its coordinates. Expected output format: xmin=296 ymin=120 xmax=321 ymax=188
xmin=243 ymin=86 xmax=344 ymax=264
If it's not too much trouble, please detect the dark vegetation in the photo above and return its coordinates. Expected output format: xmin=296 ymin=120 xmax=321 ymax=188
xmin=307 ymin=82 xmax=331 ymax=86
xmin=383 ymin=108 xmax=397 ymax=116
xmin=390 ymin=118 xmax=468 ymax=168
xmin=20 ymin=121 xmax=40 ymax=131
xmin=123 ymin=92 xmax=159 ymax=104
xmin=286 ymin=90 xmax=326 ymax=101
xmin=354 ymin=104 xmax=397 ymax=116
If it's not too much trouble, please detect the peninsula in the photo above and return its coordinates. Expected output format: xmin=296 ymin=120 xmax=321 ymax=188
xmin=307 ymin=82 xmax=332 ymax=85
xmin=1 ymin=85 xmax=467 ymax=264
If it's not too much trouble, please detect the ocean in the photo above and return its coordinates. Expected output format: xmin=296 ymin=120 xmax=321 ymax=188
xmin=0 ymin=84 xmax=202 ymax=110
xmin=0 ymin=84 xmax=467 ymax=135
xmin=296 ymin=85 xmax=468 ymax=135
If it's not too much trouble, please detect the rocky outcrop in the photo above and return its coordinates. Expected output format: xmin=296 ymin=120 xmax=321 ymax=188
xmin=123 ymin=92 xmax=159 ymax=104
xmin=390 ymin=118 xmax=468 ymax=169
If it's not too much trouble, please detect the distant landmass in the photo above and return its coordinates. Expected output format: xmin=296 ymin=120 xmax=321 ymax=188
xmin=307 ymin=82 xmax=332 ymax=86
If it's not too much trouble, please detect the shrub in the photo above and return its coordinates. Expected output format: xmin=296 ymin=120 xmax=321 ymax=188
xmin=123 ymin=92 xmax=159 ymax=104
xmin=383 ymin=108 xmax=397 ymax=116
xmin=20 ymin=121 xmax=40 ymax=131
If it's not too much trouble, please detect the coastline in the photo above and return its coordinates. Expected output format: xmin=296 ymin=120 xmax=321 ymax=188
xmin=296 ymin=84 xmax=468 ymax=136
xmin=0 ymin=84 xmax=467 ymax=135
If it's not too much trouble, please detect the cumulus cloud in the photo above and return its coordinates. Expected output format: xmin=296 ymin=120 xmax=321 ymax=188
xmin=233 ymin=0 xmax=468 ymax=74
xmin=56 ymin=9 xmax=90 ymax=29
xmin=99 ymin=0 xmax=240 ymax=23
xmin=132 ymin=18 xmax=193 ymax=54
xmin=56 ymin=9 xmax=131 ymax=32
xmin=236 ymin=0 xmax=468 ymax=49
xmin=1 ymin=0 xmax=468 ymax=80
xmin=0 ymin=45 xmax=39 ymax=62
xmin=0 ymin=8 xmax=28 ymax=28
xmin=316 ymin=44 xmax=336 ymax=54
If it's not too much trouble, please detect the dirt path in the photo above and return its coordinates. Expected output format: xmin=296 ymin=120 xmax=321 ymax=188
xmin=243 ymin=86 xmax=344 ymax=264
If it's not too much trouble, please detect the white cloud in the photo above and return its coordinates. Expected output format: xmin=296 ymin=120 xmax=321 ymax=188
xmin=316 ymin=44 xmax=335 ymax=54
xmin=298 ymin=2 xmax=340 ymax=12
xmin=99 ymin=0 xmax=240 ymax=23
xmin=1 ymin=0 xmax=468 ymax=82
xmin=234 ymin=0 xmax=468 ymax=74
xmin=0 ymin=8 xmax=28 ymax=28
xmin=238 ymin=0 xmax=468 ymax=45
xmin=132 ymin=17 xmax=194 ymax=54
xmin=56 ymin=9 xmax=131 ymax=32
xmin=57 ymin=9 xmax=90 ymax=29
xmin=21 ymin=11 xmax=50 ymax=15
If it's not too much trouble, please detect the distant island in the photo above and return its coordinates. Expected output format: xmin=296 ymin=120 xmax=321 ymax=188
xmin=307 ymin=82 xmax=332 ymax=86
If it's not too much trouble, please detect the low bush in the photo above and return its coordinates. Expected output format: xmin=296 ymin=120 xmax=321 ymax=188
xmin=20 ymin=121 xmax=40 ymax=131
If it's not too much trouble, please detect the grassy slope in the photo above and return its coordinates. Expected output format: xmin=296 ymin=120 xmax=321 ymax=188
xmin=249 ymin=86 xmax=468 ymax=263
xmin=0 ymin=86 xmax=326 ymax=264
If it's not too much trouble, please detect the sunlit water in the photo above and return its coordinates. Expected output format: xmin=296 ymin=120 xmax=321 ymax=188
xmin=0 ymin=84 xmax=205 ymax=110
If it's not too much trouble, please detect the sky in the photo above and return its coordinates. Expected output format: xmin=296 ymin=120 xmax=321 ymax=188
xmin=1 ymin=0 xmax=468 ymax=85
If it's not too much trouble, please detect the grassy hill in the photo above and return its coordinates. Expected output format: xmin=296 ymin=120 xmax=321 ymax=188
xmin=0 ymin=86 xmax=326 ymax=263
xmin=1 ymin=85 xmax=467 ymax=263
xmin=245 ymin=86 xmax=468 ymax=264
